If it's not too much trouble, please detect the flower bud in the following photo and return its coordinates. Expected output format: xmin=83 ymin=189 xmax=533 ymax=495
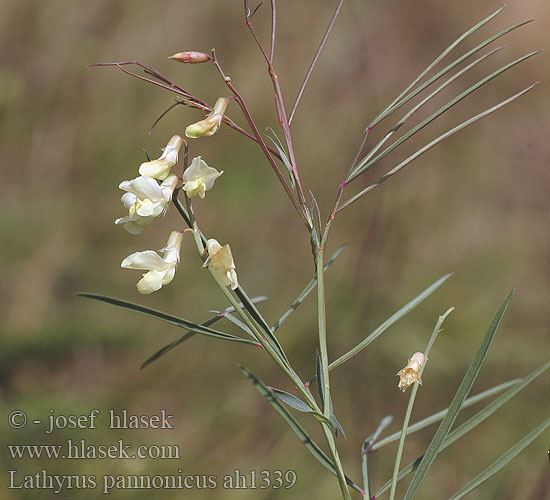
xmin=185 ymin=97 xmax=231 ymax=139
xmin=169 ymin=51 xmax=211 ymax=64
xmin=396 ymin=352 xmax=426 ymax=392
xmin=204 ymin=238 xmax=238 ymax=290
xmin=139 ymin=135 xmax=183 ymax=180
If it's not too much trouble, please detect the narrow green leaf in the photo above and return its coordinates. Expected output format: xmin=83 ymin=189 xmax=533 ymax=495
xmin=362 ymin=415 xmax=393 ymax=499
xmin=221 ymin=311 xmax=255 ymax=338
xmin=372 ymin=378 xmax=520 ymax=450
xmin=448 ymin=418 xmax=550 ymax=500
xmin=142 ymin=297 xmax=268 ymax=369
xmin=328 ymin=274 xmax=452 ymax=373
xmin=369 ymin=5 xmax=505 ymax=128
xmin=77 ymin=293 xmax=256 ymax=345
xmin=339 ymin=84 xmax=538 ymax=212
xmin=270 ymin=388 xmax=315 ymax=413
xmin=141 ymin=332 xmax=195 ymax=369
xmin=241 ymin=366 xmax=362 ymax=493
xmin=370 ymin=17 xmax=533 ymax=129
xmin=350 ymin=47 xmax=503 ymax=182
xmin=351 ymin=50 xmax=540 ymax=181
xmin=376 ymin=361 xmax=549 ymax=496
xmin=272 ymin=244 xmax=347 ymax=332
xmin=402 ymin=289 xmax=515 ymax=500
xmin=234 ymin=287 xmax=290 ymax=366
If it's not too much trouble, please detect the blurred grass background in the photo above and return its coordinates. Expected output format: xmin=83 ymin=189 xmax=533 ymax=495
xmin=1 ymin=0 xmax=548 ymax=498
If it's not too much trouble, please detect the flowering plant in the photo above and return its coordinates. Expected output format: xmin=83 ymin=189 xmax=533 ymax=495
xmin=81 ymin=3 xmax=548 ymax=499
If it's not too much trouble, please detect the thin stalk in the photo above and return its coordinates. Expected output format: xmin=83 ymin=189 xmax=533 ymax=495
xmin=316 ymin=244 xmax=351 ymax=500
xmin=243 ymin=0 xmax=311 ymax=225
xmin=210 ymin=51 xmax=310 ymax=229
xmin=91 ymin=61 xmax=284 ymax=160
xmin=289 ymin=0 xmax=345 ymax=126
xmin=389 ymin=307 xmax=454 ymax=500
xmin=362 ymin=416 xmax=393 ymax=499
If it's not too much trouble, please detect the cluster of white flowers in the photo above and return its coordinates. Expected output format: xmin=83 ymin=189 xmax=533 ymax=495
xmin=115 ymin=130 xmax=238 ymax=294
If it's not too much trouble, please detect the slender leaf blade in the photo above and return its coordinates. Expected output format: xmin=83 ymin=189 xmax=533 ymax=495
xmin=328 ymin=274 xmax=452 ymax=373
xmin=270 ymin=388 xmax=315 ymax=413
xmin=402 ymin=289 xmax=515 ymax=500
xmin=234 ymin=287 xmax=290 ymax=365
xmin=78 ymin=293 xmax=256 ymax=345
xmin=372 ymin=378 xmax=520 ymax=450
xmin=351 ymin=51 xmax=540 ymax=180
xmin=376 ymin=360 xmax=549 ymax=496
xmin=241 ymin=366 xmax=362 ymax=493
xmin=272 ymin=244 xmax=347 ymax=332
xmin=370 ymin=6 xmax=505 ymax=128
xmin=448 ymin=418 xmax=550 ymax=500
xmin=339 ymin=84 xmax=538 ymax=212
xmin=371 ymin=18 xmax=533 ymax=129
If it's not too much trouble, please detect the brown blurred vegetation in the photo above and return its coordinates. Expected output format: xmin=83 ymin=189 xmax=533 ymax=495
xmin=1 ymin=0 xmax=549 ymax=498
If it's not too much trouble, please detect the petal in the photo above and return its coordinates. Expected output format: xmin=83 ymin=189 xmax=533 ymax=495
xmin=159 ymin=174 xmax=179 ymax=200
xmin=158 ymin=135 xmax=183 ymax=164
xmin=213 ymin=244 xmax=235 ymax=269
xmin=160 ymin=265 xmax=176 ymax=285
xmin=139 ymin=159 xmax=172 ymax=181
xmin=163 ymin=231 xmax=184 ymax=264
xmin=227 ymin=269 xmax=239 ymax=290
xmin=123 ymin=222 xmax=145 ymax=235
xmin=121 ymin=192 xmax=137 ymax=209
xmin=185 ymin=116 xmax=221 ymax=138
xmin=127 ymin=176 xmax=165 ymax=200
xmin=137 ymin=270 xmax=167 ymax=294
xmin=135 ymin=199 xmax=165 ymax=217
xmin=182 ymin=179 xmax=203 ymax=198
xmin=121 ymin=250 xmax=166 ymax=270
xmin=201 ymin=169 xmax=223 ymax=190
xmin=206 ymin=239 xmax=222 ymax=256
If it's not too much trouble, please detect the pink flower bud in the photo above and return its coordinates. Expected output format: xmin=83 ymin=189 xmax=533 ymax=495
xmin=169 ymin=51 xmax=211 ymax=64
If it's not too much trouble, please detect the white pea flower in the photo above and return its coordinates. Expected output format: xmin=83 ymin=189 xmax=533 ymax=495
xmin=115 ymin=174 xmax=179 ymax=235
xmin=139 ymin=135 xmax=183 ymax=180
xmin=185 ymin=97 xmax=230 ymax=138
xmin=182 ymin=156 xmax=223 ymax=199
xmin=121 ymin=231 xmax=184 ymax=294
xmin=396 ymin=352 xmax=426 ymax=392
xmin=204 ymin=238 xmax=238 ymax=290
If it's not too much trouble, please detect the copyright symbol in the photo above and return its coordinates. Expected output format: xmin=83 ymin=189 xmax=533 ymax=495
xmin=8 ymin=410 xmax=27 ymax=429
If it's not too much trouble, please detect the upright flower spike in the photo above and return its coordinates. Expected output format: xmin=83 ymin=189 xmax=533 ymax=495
xmin=115 ymin=174 xmax=179 ymax=234
xmin=121 ymin=231 xmax=184 ymax=294
xmin=182 ymin=156 xmax=223 ymax=199
xmin=396 ymin=352 xmax=426 ymax=392
xmin=139 ymin=135 xmax=183 ymax=180
xmin=169 ymin=51 xmax=211 ymax=64
xmin=204 ymin=239 xmax=238 ymax=290
xmin=185 ymin=97 xmax=231 ymax=138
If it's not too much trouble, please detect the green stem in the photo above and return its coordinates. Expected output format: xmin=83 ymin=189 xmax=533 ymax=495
xmin=389 ymin=307 xmax=454 ymax=500
xmin=316 ymin=244 xmax=351 ymax=500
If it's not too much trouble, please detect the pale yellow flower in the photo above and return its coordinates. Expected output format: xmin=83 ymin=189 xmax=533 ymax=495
xmin=182 ymin=156 xmax=223 ymax=199
xmin=139 ymin=135 xmax=183 ymax=180
xmin=185 ymin=97 xmax=230 ymax=138
xmin=121 ymin=231 xmax=184 ymax=294
xmin=115 ymin=174 xmax=178 ymax=234
xmin=396 ymin=352 xmax=426 ymax=392
xmin=204 ymin=238 xmax=238 ymax=290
